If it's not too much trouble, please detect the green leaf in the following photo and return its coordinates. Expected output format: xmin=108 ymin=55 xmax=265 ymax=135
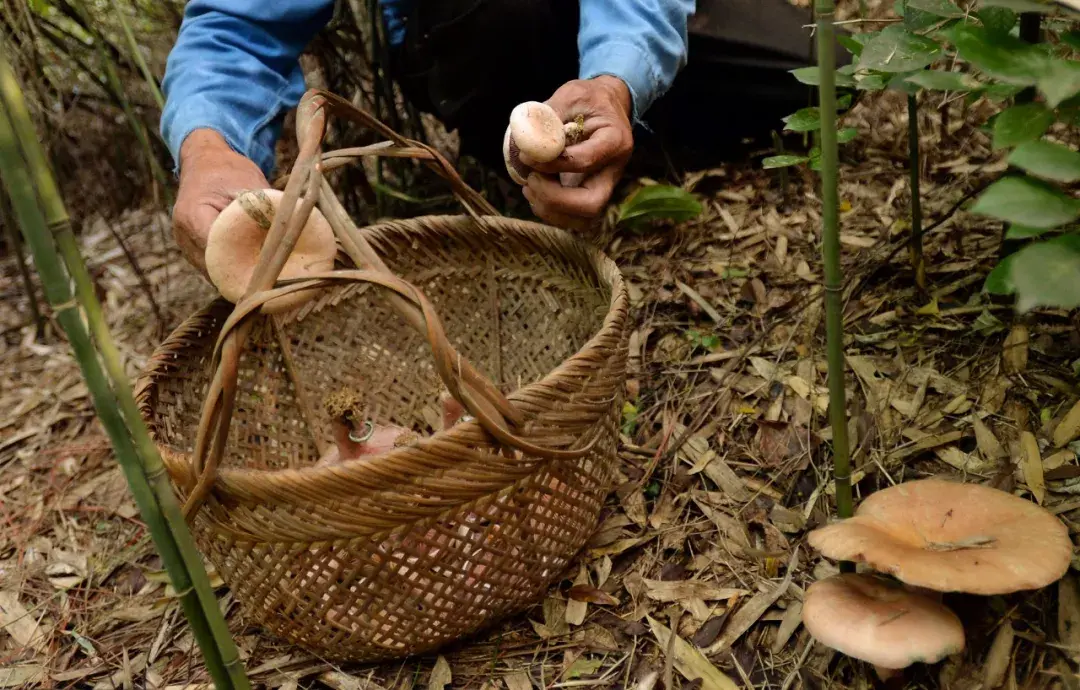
xmin=616 ymin=184 xmax=703 ymax=226
xmin=947 ymin=23 xmax=1048 ymax=85
xmin=905 ymin=69 xmax=981 ymax=91
xmin=977 ymin=0 xmax=1053 ymax=11
xmin=809 ymin=146 xmax=823 ymax=171
xmin=763 ymin=155 xmax=810 ymax=169
xmin=783 ymin=107 xmax=821 ymax=132
xmin=791 ymin=67 xmax=857 ymax=87
xmin=1061 ymin=30 xmax=1080 ymax=51
xmin=1005 ymin=223 xmax=1056 ymax=239
xmin=983 ymin=253 xmax=1017 ymax=295
xmin=907 ymin=0 xmax=964 ymax=16
xmin=978 ymin=7 xmax=1018 ymax=35
xmin=991 ymin=103 xmax=1054 ymax=149
xmin=1008 ymin=141 xmax=1080 ymax=182
xmin=857 ymin=73 xmax=890 ymax=91
xmin=982 ymin=83 xmax=1027 ymax=102
xmin=1037 ymin=59 xmax=1080 ymax=107
xmin=887 ymin=73 xmax=922 ymax=94
xmin=970 ymin=176 xmax=1080 ymax=228
xmin=859 ymin=26 xmax=945 ymax=72
xmin=837 ymin=127 xmax=860 ymax=144
xmin=1010 ymin=234 xmax=1080 ymax=312
xmin=839 ymin=34 xmax=867 ymax=57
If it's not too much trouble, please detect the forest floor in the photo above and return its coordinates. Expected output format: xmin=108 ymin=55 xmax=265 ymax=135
xmin=3 ymin=50 xmax=1080 ymax=690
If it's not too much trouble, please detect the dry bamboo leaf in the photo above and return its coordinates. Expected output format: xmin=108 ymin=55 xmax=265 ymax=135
xmin=1059 ymin=575 xmax=1080 ymax=662
xmin=1045 ymin=450 xmax=1075 ymax=471
xmin=568 ymin=584 xmax=619 ymax=606
xmin=566 ymin=568 xmax=590 ymax=626
xmin=318 ymin=671 xmax=390 ymax=690
xmin=974 ymin=417 xmax=1007 ymax=460
xmin=771 ymin=601 xmax=803 ymax=654
xmin=647 ymin=616 xmax=739 ymax=690
xmin=935 ymin=446 xmax=997 ymax=475
xmin=983 ymin=622 xmax=1014 ymax=689
xmin=428 ymin=656 xmax=452 ymax=690
xmin=0 ymin=591 xmax=49 ymax=655
xmin=695 ymin=454 xmax=751 ymax=502
xmin=643 ymin=579 xmax=749 ymax=603
xmin=1055 ymin=399 xmax=1080 ymax=448
xmin=1020 ymin=432 xmax=1046 ymax=504
xmin=1003 ymin=325 xmax=1029 ymax=374
xmin=703 ymin=550 xmax=798 ymax=655
xmin=504 ymin=672 xmax=533 ymax=690
xmin=0 ymin=665 xmax=44 ymax=688
xmin=623 ymin=487 xmax=648 ymax=527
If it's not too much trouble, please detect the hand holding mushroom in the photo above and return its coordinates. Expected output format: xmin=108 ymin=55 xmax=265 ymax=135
xmin=505 ymin=76 xmax=634 ymax=229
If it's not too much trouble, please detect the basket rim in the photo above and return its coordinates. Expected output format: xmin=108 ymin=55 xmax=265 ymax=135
xmin=135 ymin=214 xmax=629 ymax=495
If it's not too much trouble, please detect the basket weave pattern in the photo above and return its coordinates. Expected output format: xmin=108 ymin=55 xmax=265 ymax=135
xmin=136 ymin=215 xmax=629 ymax=661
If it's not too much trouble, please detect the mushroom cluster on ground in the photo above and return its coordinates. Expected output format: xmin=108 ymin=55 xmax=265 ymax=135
xmin=803 ymin=478 xmax=1075 ymax=676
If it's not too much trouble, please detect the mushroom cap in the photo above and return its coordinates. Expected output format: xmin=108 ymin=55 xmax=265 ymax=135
xmin=502 ymin=126 xmax=530 ymax=185
xmin=205 ymin=188 xmax=337 ymax=314
xmin=509 ymin=101 xmax=566 ymax=163
xmin=803 ymin=573 xmax=965 ymax=670
xmin=808 ymin=478 xmax=1073 ymax=595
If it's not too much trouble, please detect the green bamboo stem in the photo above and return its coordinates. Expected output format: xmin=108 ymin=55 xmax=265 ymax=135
xmin=0 ymin=55 xmax=249 ymax=690
xmin=109 ymin=0 xmax=165 ymax=109
xmin=814 ymin=0 xmax=854 ymax=535
xmin=907 ymin=94 xmax=926 ymax=294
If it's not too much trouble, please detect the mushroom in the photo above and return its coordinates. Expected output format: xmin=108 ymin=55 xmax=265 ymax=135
xmin=314 ymin=389 xmax=417 ymax=467
xmin=803 ymin=573 xmax=965 ymax=672
xmin=503 ymin=102 xmax=587 ymax=188
xmin=204 ymin=188 xmax=337 ymax=314
xmin=808 ymin=478 xmax=1073 ymax=595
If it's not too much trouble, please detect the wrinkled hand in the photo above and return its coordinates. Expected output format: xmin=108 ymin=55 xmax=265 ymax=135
xmin=172 ymin=129 xmax=268 ymax=276
xmin=521 ymin=75 xmax=633 ymax=229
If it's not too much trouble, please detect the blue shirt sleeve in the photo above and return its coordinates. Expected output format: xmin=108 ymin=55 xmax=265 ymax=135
xmin=159 ymin=0 xmax=334 ymax=177
xmin=577 ymin=0 xmax=695 ymax=123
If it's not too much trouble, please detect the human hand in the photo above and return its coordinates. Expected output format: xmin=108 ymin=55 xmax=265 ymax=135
xmin=520 ymin=75 xmax=633 ymax=229
xmin=172 ymin=129 xmax=269 ymax=276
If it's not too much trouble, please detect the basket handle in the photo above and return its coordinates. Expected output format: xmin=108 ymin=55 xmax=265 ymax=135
xmin=180 ymin=90 xmax=589 ymax=522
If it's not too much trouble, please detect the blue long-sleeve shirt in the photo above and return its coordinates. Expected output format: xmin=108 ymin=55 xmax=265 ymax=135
xmin=160 ymin=0 xmax=695 ymax=178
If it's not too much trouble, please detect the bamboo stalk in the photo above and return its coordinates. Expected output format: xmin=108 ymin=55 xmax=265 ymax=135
xmin=814 ymin=0 xmax=854 ymax=538
xmin=0 ymin=54 xmax=249 ymax=690
xmin=907 ymin=94 xmax=926 ymax=294
xmin=109 ymin=0 xmax=165 ymax=109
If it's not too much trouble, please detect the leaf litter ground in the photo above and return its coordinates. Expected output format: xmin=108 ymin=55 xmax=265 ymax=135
xmin=4 ymin=52 xmax=1080 ymax=690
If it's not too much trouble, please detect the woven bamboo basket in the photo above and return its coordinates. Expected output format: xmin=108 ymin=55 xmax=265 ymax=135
xmin=134 ymin=91 xmax=629 ymax=662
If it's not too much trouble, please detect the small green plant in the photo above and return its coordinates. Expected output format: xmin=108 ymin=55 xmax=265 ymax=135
xmin=767 ymin=0 xmax=1080 ymax=313
xmin=684 ymin=329 xmax=721 ymax=351
xmin=616 ymin=183 xmax=704 ymax=228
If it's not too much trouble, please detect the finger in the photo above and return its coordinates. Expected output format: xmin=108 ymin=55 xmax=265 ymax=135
xmin=522 ymin=185 xmax=592 ymax=231
xmin=523 ymin=125 xmax=629 ymax=176
xmin=525 ymin=165 xmax=621 ymax=219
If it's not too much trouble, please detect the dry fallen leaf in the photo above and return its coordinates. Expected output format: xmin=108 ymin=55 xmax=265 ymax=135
xmin=566 ymin=568 xmax=590 ymax=626
xmin=647 ymin=616 xmax=739 ymax=690
xmin=1020 ymin=432 xmax=1046 ymax=504
xmin=0 ymin=591 xmax=49 ymax=655
xmin=1002 ymin=324 xmax=1029 ymax=374
xmin=643 ymin=579 xmax=748 ymax=603
xmin=503 ymin=672 xmax=534 ymax=690
xmin=0 ymin=665 xmax=45 ymax=688
xmin=974 ymin=417 xmax=1007 ymax=460
xmin=1058 ymin=575 xmax=1080 ymax=662
xmin=568 ymin=584 xmax=619 ymax=607
xmin=703 ymin=549 xmax=798 ymax=655
xmin=1055 ymin=399 xmax=1080 ymax=448
xmin=428 ymin=656 xmax=452 ymax=690
xmin=983 ymin=622 xmax=1014 ymax=689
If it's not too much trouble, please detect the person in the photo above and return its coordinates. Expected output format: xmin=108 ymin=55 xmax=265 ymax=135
xmin=161 ymin=0 xmax=835 ymax=275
